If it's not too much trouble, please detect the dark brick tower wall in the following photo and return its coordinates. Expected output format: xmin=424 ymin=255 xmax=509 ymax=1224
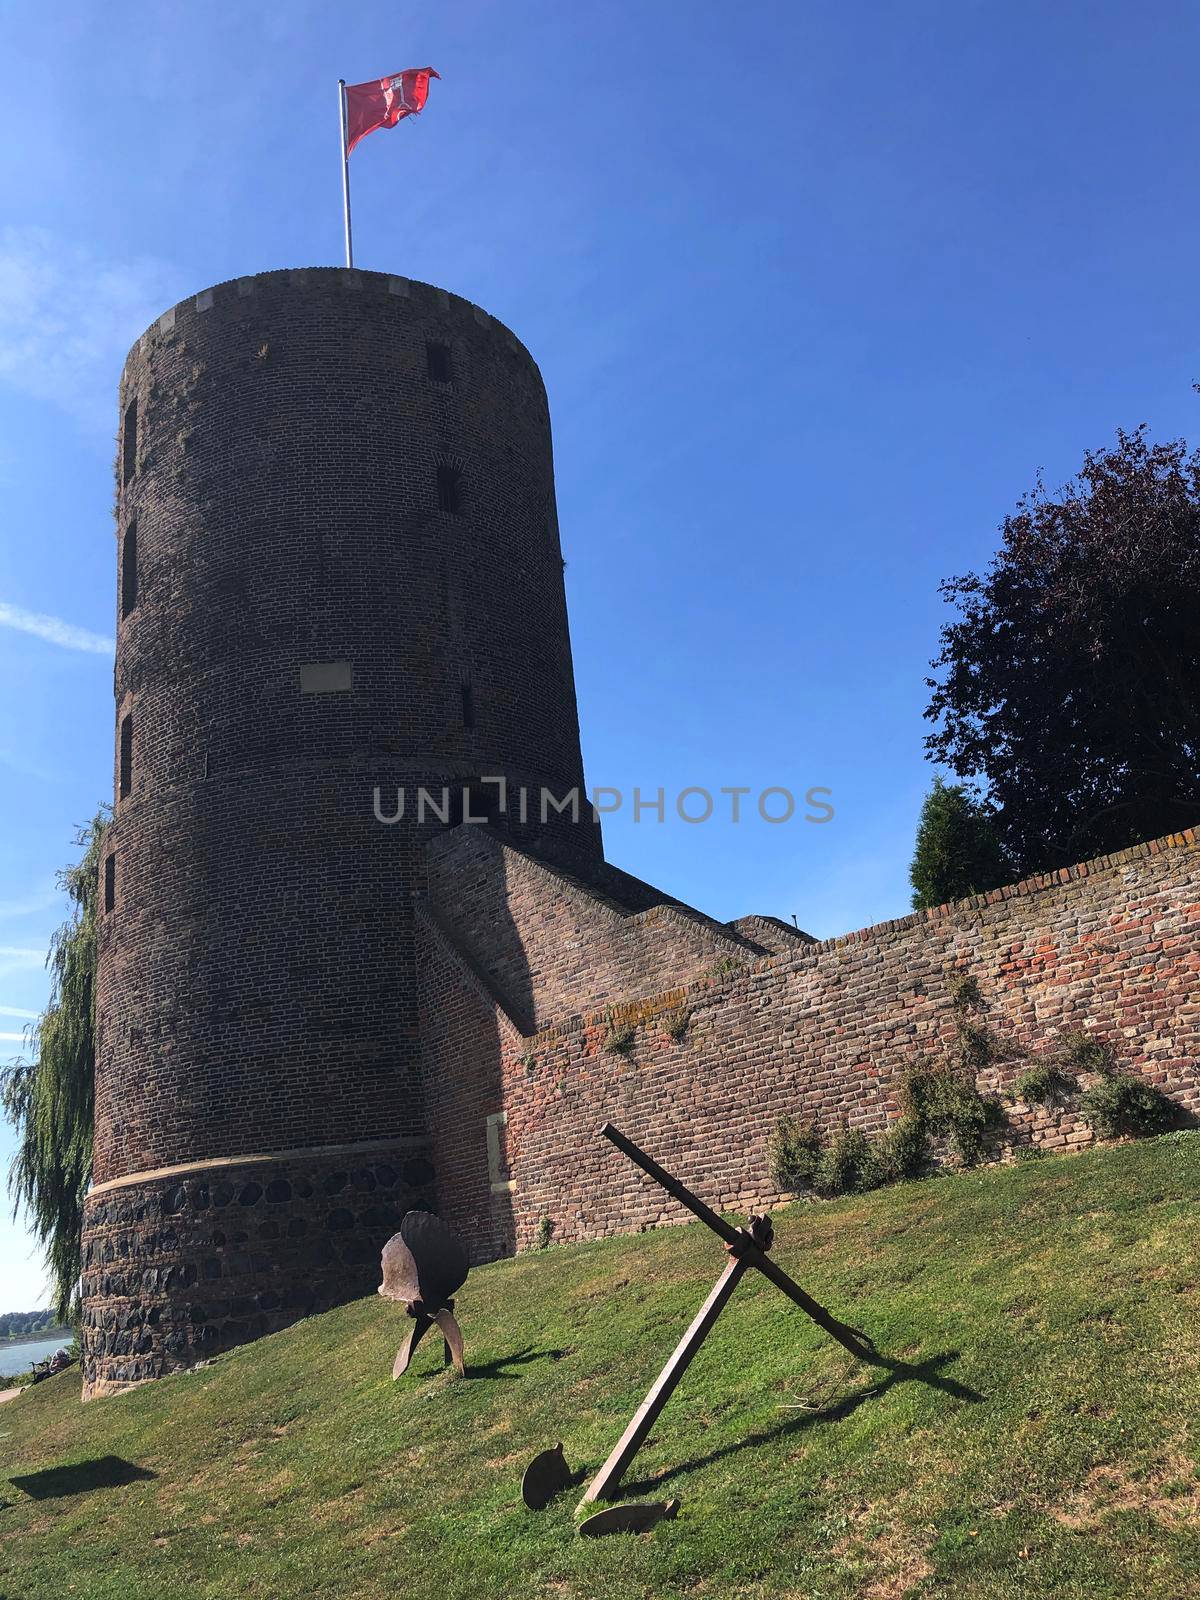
xmin=82 ymin=268 xmax=598 ymax=1397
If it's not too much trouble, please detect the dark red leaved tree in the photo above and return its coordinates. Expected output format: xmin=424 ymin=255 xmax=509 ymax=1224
xmin=925 ymin=425 xmax=1200 ymax=875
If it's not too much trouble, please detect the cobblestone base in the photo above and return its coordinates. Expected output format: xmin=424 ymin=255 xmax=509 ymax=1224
xmin=80 ymin=1141 xmax=435 ymax=1399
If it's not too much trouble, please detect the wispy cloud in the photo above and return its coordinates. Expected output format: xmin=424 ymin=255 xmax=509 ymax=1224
xmin=0 ymin=948 xmax=46 ymax=990
xmin=0 ymin=885 xmax=58 ymax=920
xmin=0 ymin=1004 xmax=38 ymax=1020
xmin=0 ymin=940 xmax=49 ymax=990
xmin=0 ymin=601 xmax=113 ymax=656
xmin=0 ymin=1031 xmax=28 ymax=1042
xmin=0 ymin=225 xmax=180 ymax=431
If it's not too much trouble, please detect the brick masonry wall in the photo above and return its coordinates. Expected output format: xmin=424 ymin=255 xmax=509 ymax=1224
xmin=415 ymin=909 xmax=523 ymax=1262
xmin=86 ymin=267 xmax=602 ymax=1395
xmin=422 ymin=829 xmax=1200 ymax=1254
xmin=98 ymin=266 xmax=599 ymax=1188
xmin=728 ymin=915 xmax=817 ymax=954
xmin=425 ymin=825 xmax=762 ymax=1034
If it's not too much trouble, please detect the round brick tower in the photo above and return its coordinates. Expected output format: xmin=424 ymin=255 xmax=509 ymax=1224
xmin=81 ymin=268 xmax=599 ymax=1397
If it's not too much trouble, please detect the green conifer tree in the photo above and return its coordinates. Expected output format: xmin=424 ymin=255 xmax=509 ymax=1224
xmin=910 ymin=779 xmax=1010 ymax=911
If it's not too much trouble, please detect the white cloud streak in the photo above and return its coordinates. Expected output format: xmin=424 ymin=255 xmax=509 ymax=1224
xmin=0 ymin=1004 xmax=38 ymax=1020
xmin=0 ymin=886 xmax=58 ymax=920
xmin=0 ymin=225 xmax=180 ymax=431
xmin=0 ymin=600 xmax=114 ymax=656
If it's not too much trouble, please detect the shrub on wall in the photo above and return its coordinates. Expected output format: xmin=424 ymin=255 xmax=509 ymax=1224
xmin=773 ymin=1116 xmax=929 ymax=1200
xmin=1079 ymin=1071 xmax=1175 ymax=1139
xmin=770 ymin=1038 xmax=1177 ymax=1207
xmin=771 ymin=1057 xmax=1006 ymax=1202
xmin=769 ymin=1117 xmax=822 ymax=1191
xmin=1012 ymin=1062 xmax=1078 ymax=1106
xmin=869 ymin=1115 xmax=929 ymax=1183
xmin=899 ymin=1058 xmax=1005 ymax=1167
xmin=813 ymin=1127 xmax=877 ymax=1197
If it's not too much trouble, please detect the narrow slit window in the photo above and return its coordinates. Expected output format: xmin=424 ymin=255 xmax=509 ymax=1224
xmin=119 ymin=712 xmax=133 ymax=799
xmin=121 ymin=524 xmax=138 ymax=617
xmin=104 ymin=854 xmax=115 ymax=913
xmin=461 ymin=677 xmax=475 ymax=730
xmin=122 ymin=398 xmax=138 ymax=485
xmin=436 ymin=461 xmax=463 ymax=516
xmin=426 ymin=341 xmax=454 ymax=383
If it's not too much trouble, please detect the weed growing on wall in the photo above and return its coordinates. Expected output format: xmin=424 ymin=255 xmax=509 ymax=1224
xmin=602 ymin=1012 xmax=637 ymax=1054
xmin=948 ymin=972 xmax=983 ymax=1011
xmin=945 ymin=974 xmax=1032 ymax=1079
xmin=705 ymin=957 xmax=748 ymax=982
xmin=662 ymin=1008 xmax=691 ymax=1042
xmin=956 ymin=1017 xmax=995 ymax=1073
xmin=1058 ymin=1029 xmax=1112 ymax=1074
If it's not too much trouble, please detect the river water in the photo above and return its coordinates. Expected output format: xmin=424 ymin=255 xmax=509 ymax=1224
xmin=0 ymin=1336 xmax=71 ymax=1379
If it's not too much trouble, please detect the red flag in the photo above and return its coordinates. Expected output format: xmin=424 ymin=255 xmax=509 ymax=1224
xmin=344 ymin=68 xmax=440 ymax=156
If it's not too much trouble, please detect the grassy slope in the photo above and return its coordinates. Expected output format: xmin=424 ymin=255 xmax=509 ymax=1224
xmin=2 ymin=1137 xmax=1199 ymax=1600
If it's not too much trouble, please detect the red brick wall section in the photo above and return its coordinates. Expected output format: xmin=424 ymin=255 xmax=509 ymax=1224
xmin=728 ymin=915 xmax=817 ymax=953
xmin=423 ymin=829 xmax=1200 ymax=1255
xmin=424 ymin=824 xmax=760 ymax=1035
xmin=415 ymin=907 xmax=523 ymax=1262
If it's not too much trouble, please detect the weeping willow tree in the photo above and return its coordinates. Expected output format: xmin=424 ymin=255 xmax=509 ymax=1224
xmin=0 ymin=811 xmax=108 ymax=1322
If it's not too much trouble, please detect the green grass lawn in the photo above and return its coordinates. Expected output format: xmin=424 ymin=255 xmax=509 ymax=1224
xmin=3 ymin=1135 xmax=1199 ymax=1600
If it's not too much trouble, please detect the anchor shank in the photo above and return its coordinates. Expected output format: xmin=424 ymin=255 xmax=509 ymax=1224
xmin=600 ymin=1122 xmax=744 ymax=1249
xmin=749 ymin=1251 xmax=877 ymax=1362
xmin=600 ymin=1121 xmax=876 ymax=1363
xmin=581 ymin=1256 xmax=748 ymax=1503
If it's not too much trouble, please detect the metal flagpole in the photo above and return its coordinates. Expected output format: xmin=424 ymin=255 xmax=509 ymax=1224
xmin=338 ymin=79 xmax=354 ymax=268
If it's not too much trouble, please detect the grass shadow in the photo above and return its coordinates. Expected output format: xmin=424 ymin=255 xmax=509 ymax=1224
xmin=10 ymin=1455 xmax=157 ymax=1500
xmin=621 ymin=1351 xmax=981 ymax=1494
xmin=466 ymin=1346 xmax=570 ymax=1382
xmin=399 ymin=1346 xmax=570 ymax=1383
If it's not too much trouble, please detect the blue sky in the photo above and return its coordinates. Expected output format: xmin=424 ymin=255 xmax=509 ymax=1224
xmin=2 ymin=0 xmax=1198 ymax=1310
